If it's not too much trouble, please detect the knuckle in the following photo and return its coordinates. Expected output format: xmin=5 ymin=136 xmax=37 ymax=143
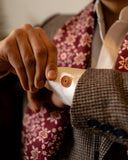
xmin=35 ymin=27 xmax=45 ymax=34
xmin=17 ymin=63 xmax=24 ymax=71
xmin=35 ymin=46 xmax=47 ymax=57
xmin=49 ymin=63 xmax=57 ymax=69
xmin=11 ymin=28 xmax=24 ymax=37
xmin=48 ymin=43 xmax=57 ymax=55
xmin=3 ymin=38 xmax=15 ymax=55
xmin=24 ymin=56 xmax=35 ymax=67
xmin=21 ymin=24 xmax=33 ymax=30
xmin=35 ymin=27 xmax=42 ymax=31
xmin=2 ymin=38 xmax=10 ymax=49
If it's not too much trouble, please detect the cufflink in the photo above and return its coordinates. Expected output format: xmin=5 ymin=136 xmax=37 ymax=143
xmin=61 ymin=75 xmax=72 ymax=88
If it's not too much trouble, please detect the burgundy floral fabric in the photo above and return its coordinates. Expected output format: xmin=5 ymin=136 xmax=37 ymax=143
xmin=115 ymin=33 xmax=128 ymax=72
xmin=22 ymin=106 xmax=69 ymax=160
xmin=53 ymin=2 xmax=95 ymax=69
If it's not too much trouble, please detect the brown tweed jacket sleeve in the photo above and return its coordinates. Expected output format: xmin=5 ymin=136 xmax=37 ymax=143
xmin=72 ymin=69 xmax=128 ymax=144
xmin=71 ymin=69 xmax=128 ymax=155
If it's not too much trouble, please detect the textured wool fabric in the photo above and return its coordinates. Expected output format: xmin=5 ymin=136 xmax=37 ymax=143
xmin=71 ymin=69 xmax=128 ymax=160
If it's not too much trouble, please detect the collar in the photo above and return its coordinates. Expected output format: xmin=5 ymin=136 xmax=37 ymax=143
xmin=119 ymin=6 xmax=128 ymax=22
xmin=94 ymin=0 xmax=128 ymax=41
xmin=95 ymin=0 xmax=105 ymax=41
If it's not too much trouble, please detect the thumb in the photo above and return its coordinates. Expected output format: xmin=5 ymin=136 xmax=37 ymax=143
xmin=45 ymin=64 xmax=58 ymax=80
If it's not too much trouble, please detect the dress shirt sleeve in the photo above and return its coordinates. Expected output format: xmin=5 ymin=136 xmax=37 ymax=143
xmin=47 ymin=67 xmax=85 ymax=106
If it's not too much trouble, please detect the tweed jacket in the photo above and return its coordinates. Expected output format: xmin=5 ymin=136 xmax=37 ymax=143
xmin=41 ymin=14 xmax=128 ymax=160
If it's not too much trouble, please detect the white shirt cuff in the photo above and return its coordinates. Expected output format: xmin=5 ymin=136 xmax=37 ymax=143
xmin=47 ymin=67 xmax=85 ymax=106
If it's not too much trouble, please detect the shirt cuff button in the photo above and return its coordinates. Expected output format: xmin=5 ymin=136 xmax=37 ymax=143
xmin=61 ymin=75 xmax=72 ymax=87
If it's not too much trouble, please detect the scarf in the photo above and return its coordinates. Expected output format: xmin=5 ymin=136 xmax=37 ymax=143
xmin=53 ymin=1 xmax=95 ymax=69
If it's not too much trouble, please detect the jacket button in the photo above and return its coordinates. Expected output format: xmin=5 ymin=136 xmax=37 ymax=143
xmin=113 ymin=128 xmax=126 ymax=139
xmin=100 ymin=123 xmax=113 ymax=133
xmin=87 ymin=118 xmax=99 ymax=128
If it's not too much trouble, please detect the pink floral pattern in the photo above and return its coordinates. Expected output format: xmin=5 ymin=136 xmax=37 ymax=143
xmin=22 ymin=107 xmax=69 ymax=160
xmin=53 ymin=2 xmax=95 ymax=69
xmin=115 ymin=33 xmax=128 ymax=72
xmin=74 ymin=52 xmax=86 ymax=66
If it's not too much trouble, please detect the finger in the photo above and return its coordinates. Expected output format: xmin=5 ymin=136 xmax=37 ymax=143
xmin=7 ymin=41 xmax=29 ymax=91
xmin=14 ymin=28 xmax=38 ymax=93
xmin=21 ymin=24 xmax=48 ymax=89
xmin=35 ymin=27 xmax=58 ymax=81
xmin=9 ymin=67 xmax=17 ymax=74
xmin=2 ymin=31 xmax=29 ymax=91
xmin=27 ymin=88 xmax=53 ymax=112
xmin=27 ymin=91 xmax=41 ymax=112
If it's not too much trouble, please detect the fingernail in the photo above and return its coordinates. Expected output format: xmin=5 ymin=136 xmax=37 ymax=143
xmin=48 ymin=70 xmax=57 ymax=80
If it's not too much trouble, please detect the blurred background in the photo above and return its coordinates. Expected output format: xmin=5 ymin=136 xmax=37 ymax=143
xmin=0 ymin=0 xmax=91 ymax=39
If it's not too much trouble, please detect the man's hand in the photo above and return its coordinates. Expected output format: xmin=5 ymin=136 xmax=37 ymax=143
xmin=28 ymin=67 xmax=85 ymax=112
xmin=0 ymin=24 xmax=57 ymax=93
xmin=27 ymin=88 xmax=68 ymax=112
xmin=27 ymin=73 xmax=69 ymax=112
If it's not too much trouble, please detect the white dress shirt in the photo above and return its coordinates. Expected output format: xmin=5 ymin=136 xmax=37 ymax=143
xmin=94 ymin=0 xmax=128 ymax=69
